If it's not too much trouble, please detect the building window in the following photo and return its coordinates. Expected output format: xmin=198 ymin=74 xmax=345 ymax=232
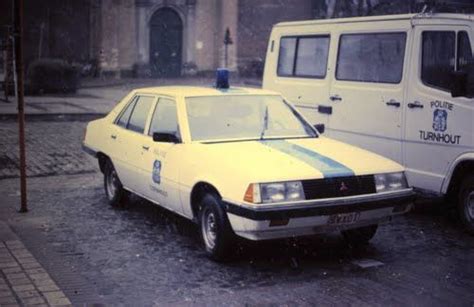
xmin=277 ymin=36 xmax=330 ymax=78
xmin=336 ymin=32 xmax=406 ymax=84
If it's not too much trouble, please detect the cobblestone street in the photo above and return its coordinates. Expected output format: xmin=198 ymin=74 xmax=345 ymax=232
xmin=0 ymin=121 xmax=95 ymax=179
xmin=1 ymin=120 xmax=474 ymax=305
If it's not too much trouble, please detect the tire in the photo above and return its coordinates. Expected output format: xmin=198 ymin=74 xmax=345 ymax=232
xmin=103 ymin=159 xmax=129 ymax=208
xmin=458 ymin=174 xmax=474 ymax=235
xmin=342 ymin=224 xmax=378 ymax=246
xmin=198 ymin=193 xmax=235 ymax=261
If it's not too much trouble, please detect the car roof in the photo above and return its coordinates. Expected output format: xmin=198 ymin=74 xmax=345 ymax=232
xmin=132 ymin=86 xmax=280 ymax=98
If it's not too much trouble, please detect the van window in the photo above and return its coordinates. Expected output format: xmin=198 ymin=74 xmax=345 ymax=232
xmin=336 ymin=33 xmax=406 ymax=84
xmin=127 ymin=96 xmax=155 ymax=134
xmin=277 ymin=38 xmax=297 ymax=76
xmin=277 ymin=36 xmax=330 ymax=78
xmin=458 ymin=31 xmax=473 ymax=72
xmin=421 ymin=31 xmax=456 ymax=91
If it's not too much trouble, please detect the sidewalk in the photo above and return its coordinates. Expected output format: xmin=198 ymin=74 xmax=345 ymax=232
xmin=0 ymin=222 xmax=71 ymax=306
xmin=0 ymin=76 xmax=262 ymax=120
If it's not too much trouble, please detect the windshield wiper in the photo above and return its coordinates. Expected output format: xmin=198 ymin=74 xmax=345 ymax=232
xmin=260 ymin=105 xmax=269 ymax=140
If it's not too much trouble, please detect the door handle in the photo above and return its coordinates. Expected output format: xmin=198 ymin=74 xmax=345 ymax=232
xmin=142 ymin=145 xmax=150 ymax=151
xmin=407 ymin=101 xmax=424 ymax=109
xmin=329 ymin=95 xmax=342 ymax=102
xmin=385 ymin=99 xmax=401 ymax=107
xmin=110 ymin=134 xmax=117 ymax=140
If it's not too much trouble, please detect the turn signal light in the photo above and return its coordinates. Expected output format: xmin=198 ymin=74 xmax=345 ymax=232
xmin=243 ymin=183 xmax=261 ymax=203
xmin=244 ymin=184 xmax=254 ymax=203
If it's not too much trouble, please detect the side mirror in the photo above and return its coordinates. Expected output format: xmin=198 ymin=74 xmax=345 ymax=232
xmin=314 ymin=124 xmax=325 ymax=134
xmin=153 ymin=132 xmax=180 ymax=143
xmin=451 ymin=71 xmax=468 ymax=98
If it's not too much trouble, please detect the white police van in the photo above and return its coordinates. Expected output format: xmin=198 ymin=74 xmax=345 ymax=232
xmin=262 ymin=13 xmax=474 ymax=233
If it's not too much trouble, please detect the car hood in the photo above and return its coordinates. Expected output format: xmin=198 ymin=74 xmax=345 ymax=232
xmin=191 ymin=137 xmax=403 ymax=183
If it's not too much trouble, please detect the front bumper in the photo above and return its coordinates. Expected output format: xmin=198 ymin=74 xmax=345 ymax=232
xmin=223 ymin=189 xmax=414 ymax=240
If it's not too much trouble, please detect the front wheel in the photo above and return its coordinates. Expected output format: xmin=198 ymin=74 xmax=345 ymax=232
xmin=342 ymin=224 xmax=378 ymax=246
xmin=458 ymin=174 xmax=474 ymax=235
xmin=104 ymin=159 xmax=129 ymax=208
xmin=199 ymin=193 xmax=235 ymax=261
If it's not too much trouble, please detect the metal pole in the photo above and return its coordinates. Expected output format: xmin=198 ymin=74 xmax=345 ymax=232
xmin=13 ymin=0 xmax=27 ymax=213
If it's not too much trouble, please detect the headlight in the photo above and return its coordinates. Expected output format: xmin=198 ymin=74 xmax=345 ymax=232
xmin=243 ymin=181 xmax=305 ymax=203
xmin=374 ymin=172 xmax=408 ymax=192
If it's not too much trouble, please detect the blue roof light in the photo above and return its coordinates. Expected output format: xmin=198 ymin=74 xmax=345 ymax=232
xmin=216 ymin=68 xmax=229 ymax=89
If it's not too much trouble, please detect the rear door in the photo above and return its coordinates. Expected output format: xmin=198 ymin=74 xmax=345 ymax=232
xmin=328 ymin=28 xmax=409 ymax=163
xmin=404 ymin=25 xmax=474 ymax=192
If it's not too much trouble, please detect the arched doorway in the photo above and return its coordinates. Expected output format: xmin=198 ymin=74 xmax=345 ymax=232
xmin=149 ymin=8 xmax=183 ymax=78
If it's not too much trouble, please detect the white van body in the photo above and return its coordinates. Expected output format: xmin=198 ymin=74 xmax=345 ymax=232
xmin=263 ymin=13 xmax=474 ymax=232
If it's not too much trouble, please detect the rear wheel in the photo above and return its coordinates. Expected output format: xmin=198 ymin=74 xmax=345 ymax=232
xmin=104 ymin=159 xmax=129 ymax=208
xmin=198 ymin=193 xmax=235 ymax=261
xmin=458 ymin=174 xmax=474 ymax=235
xmin=342 ymin=224 xmax=378 ymax=246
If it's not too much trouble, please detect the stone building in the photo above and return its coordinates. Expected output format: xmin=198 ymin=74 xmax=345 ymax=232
xmin=1 ymin=0 xmax=470 ymax=78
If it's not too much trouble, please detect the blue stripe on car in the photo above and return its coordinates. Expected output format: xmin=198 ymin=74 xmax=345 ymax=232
xmin=260 ymin=140 xmax=354 ymax=178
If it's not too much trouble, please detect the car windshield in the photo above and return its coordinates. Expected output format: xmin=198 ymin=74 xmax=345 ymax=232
xmin=185 ymin=95 xmax=317 ymax=142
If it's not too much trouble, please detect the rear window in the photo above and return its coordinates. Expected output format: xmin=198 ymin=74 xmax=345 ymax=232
xmin=277 ymin=35 xmax=330 ymax=78
xmin=336 ymin=32 xmax=407 ymax=84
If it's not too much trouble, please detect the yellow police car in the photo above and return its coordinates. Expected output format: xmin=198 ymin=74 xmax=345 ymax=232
xmin=83 ymin=71 xmax=413 ymax=261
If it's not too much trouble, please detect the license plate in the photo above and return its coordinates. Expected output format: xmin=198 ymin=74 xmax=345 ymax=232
xmin=327 ymin=212 xmax=361 ymax=225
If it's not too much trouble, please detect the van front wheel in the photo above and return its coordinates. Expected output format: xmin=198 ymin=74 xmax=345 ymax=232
xmin=458 ymin=174 xmax=474 ymax=235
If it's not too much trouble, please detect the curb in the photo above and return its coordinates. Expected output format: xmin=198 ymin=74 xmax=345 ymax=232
xmin=0 ymin=113 xmax=106 ymax=122
xmin=0 ymin=221 xmax=72 ymax=306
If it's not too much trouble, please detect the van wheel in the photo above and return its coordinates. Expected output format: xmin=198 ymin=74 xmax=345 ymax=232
xmin=458 ymin=174 xmax=474 ymax=235
xmin=342 ymin=225 xmax=378 ymax=245
xmin=104 ymin=159 xmax=129 ymax=208
xmin=198 ymin=193 xmax=234 ymax=261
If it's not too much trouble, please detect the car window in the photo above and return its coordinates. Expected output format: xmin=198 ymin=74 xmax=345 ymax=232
xmin=277 ymin=36 xmax=329 ymax=78
xmin=127 ymin=96 xmax=155 ymax=134
xmin=421 ymin=31 xmax=456 ymax=91
xmin=458 ymin=31 xmax=473 ymax=73
xmin=148 ymin=98 xmax=179 ymax=137
xmin=336 ymin=32 xmax=406 ymax=83
xmin=116 ymin=97 xmax=137 ymax=128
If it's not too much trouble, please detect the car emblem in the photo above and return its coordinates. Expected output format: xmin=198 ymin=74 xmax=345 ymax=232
xmin=339 ymin=181 xmax=349 ymax=192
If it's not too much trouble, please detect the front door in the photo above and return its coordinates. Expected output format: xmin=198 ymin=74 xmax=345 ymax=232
xmin=150 ymin=8 xmax=183 ymax=78
xmin=404 ymin=26 xmax=474 ymax=192
xmin=327 ymin=30 xmax=409 ymax=163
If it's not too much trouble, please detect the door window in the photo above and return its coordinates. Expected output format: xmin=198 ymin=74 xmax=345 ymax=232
xmin=458 ymin=31 xmax=473 ymax=72
xmin=126 ymin=96 xmax=155 ymax=134
xmin=116 ymin=97 xmax=137 ymax=128
xmin=149 ymin=98 xmax=179 ymax=137
xmin=277 ymin=36 xmax=330 ymax=78
xmin=336 ymin=32 xmax=406 ymax=83
xmin=421 ymin=31 xmax=456 ymax=91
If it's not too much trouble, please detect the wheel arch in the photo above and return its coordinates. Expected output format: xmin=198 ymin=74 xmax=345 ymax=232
xmin=444 ymin=154 xmax=474 ymax=199
xmin=190 ymin=181 xmax=222 ymax=221
xmin=96 ymin=152 xmax=110 ymax=174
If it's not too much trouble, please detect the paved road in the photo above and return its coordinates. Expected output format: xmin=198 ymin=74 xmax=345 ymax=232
xmin=1 ymin=121 xmax=474 ymax=305
xmin=1 ymin=173 xmax=474 ymax=306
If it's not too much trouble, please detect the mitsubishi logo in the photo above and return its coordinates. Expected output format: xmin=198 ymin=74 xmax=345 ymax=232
xmin=339 ymin=181 xmax=349 ymax=192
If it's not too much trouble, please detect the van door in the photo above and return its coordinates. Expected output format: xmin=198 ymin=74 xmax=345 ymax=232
xmin=265 ymin=34 xmax=332 ymax=126
xmin=328 ymin=31 xmax=408 ymax=163
xmin=404 ymin=26 xmax=474 ymax=192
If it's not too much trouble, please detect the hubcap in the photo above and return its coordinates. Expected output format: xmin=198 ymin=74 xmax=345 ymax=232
xmin=467 ymin=191 xmax=474 ymax=220
xmin=202 ymin=209 xmax=217 ymax=250
xmin=106 ymin=168 xmax=118 ymax=199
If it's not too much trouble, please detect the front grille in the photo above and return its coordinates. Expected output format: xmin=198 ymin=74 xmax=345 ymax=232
xmin=301 ymin=175 xmax=376 ymax=200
